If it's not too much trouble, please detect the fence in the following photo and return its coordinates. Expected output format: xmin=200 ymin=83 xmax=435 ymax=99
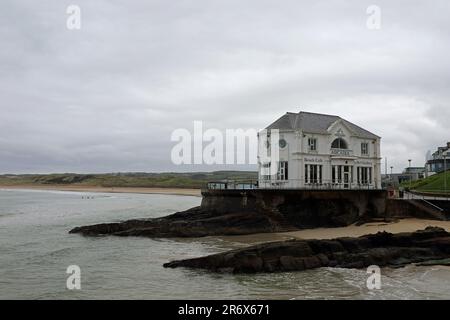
xmin=402 ymin=190 xmax=450 ymax=201
xmin=205 ymin=179 xmax=380 ymax=191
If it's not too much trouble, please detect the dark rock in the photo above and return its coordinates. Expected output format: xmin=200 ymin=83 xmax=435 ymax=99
xmin=163 ymin=227 xmax=450 ymax=273
xmin=69 ymin=189 xmax=391 ymax=238
xmin=69 ymin=207 xmax=282 ymax=238
xmin=416 ymin=258 xmax=450 ymax=266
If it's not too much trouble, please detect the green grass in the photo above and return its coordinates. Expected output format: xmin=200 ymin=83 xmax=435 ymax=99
xmin=0 ymin=171 xmax=258 ymax=189
xmin=401 ymin=170 xmax=450 ymax=194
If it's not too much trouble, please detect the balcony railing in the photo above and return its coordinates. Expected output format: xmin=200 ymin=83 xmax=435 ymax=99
xmin=205 ymin=179 xmax=379 ymax=190
xmin=206 ymin=180 xmax=258 ymax=190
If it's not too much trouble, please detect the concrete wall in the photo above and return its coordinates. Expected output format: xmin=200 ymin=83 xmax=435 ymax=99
xmin=201 ymin=189 xmax=388 ymax=228
xmin=386 ymin=199 xmax=450 ymax=220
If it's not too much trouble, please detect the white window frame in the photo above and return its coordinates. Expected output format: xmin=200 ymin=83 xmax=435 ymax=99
xmin=308 ymin=138 xmax=317 ymax=152
xmin=361 ymin=142 xmax=369 ymax=156
xmin=357 ymin=167 xmax=372 ymax=185
xmin=305 ymin=164 xmax=322 ymax=184
xmin=277 ymin=161 xmax=288 ymax=181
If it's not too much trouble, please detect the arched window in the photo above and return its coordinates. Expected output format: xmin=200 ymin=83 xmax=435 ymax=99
xmin=331 ymin=138 xmax=348 ymax=149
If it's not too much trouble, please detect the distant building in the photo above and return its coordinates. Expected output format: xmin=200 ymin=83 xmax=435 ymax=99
xmin=381 ymin=173 xmax=411 ymax=187
xmin=403 ymin=167 xmax=426 ymax=180
xmin=258 ymin=111 xmax=382 ymax=189
xmin=426 ymin=142 xmax=450 ymax=174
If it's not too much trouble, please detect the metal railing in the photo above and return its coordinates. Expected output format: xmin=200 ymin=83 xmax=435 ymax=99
xmin=421 ymin=199 xmax=444 ymax=211
xmin=206 ymin=180 xmax=258 ymax=190
xmin=206 ymin=179 xmax=380 ymax=190
xmin=402 ymin=190 xmax=450 ymax=201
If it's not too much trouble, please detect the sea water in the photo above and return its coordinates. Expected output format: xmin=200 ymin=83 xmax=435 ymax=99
xmin=0 ymin=189 xmax=449 ymax=300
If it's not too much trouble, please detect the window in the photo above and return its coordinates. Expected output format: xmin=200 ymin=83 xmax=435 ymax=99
xmin=361 ymin=143 xmax=369 ymax=156
xmin=331 ymin=138 xmax=348 ymax=149
xmin=277 ymin=161 xmax=288 ymax=180
xmin=260 ymin=162 xmax=271 ymax=177
xmin=332 ymin=165 xmax=352 ymax=185
xmin=305 ymin=164 xmax=322 ymax=184
xmin=308 ymin=138 xmax=317 ymax=151
xmin=332 ymin=165 xmax=343 ymax=184
xmin=357 ymin=167 xmax=372 ymax=184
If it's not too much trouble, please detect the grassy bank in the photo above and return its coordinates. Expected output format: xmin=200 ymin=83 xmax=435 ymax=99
xmin=401 ymin=170 xmax=450 ymax=194
xmin=0 ymin=171 xmax=258 ymax=189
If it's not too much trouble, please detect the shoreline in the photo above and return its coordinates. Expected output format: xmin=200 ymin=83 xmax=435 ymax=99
xmin=3 ymin=185 xmax=449 ymax=244
xmin=216 ymin=218 xmax=450 ymax=244
xmin=280 ymin=218 xmax=450 ymax=240
xmin=0 ymin=184 xmax=201 ymax=197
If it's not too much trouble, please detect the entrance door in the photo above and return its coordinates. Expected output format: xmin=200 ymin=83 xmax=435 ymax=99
xmin=343 ymin=166 xmax=350 ymax=189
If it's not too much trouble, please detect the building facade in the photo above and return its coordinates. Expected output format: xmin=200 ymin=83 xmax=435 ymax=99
xmin=258 ymin=111 xmax=382 ymax=189
xmin=426 ymin=142 xmax=450 ymax=174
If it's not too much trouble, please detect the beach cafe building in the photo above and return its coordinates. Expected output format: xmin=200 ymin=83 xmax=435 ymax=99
xmin=257 ymin=111 xmax=382 ymax=190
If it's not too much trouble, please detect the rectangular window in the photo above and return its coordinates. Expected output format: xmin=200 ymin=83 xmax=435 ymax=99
xmin=332 ymin=165 xmax=343 ymax=184
xmin=305 ymin=164 xmax=322 ymax=184
xmin=361 ymin=143 xmax=369 ymax=156
xmin=308 ymin=138 xmax=317 ymax=151
xmin=277 ymin=161 xmax=288 ymax=180
xmin=357 ymin=167 xmax=372 ymax=184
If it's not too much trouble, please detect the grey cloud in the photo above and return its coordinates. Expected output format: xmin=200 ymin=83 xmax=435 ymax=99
xmin=0 ymin=0 xmax=449 ymax=173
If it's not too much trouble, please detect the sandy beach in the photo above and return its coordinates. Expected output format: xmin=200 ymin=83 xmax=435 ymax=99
xmin=217 ymin=218 xmax=450 ymax=244
xmin=280 ymin=218 xmax=450 ymax=240
xmin=0 ymin=184 xmax=201 ymax=197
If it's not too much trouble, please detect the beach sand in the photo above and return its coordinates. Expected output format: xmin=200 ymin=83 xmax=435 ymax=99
xmin=217 ymin=218 xmax=450 ymax=244
xmin=0 ymin=184 xmax=201 ymax=197
xmin=280 ymin=218 xmax=450 ymax=240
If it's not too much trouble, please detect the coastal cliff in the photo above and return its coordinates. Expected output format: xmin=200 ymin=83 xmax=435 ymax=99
xmin=163 ymin=227 xmax=450 ymax=273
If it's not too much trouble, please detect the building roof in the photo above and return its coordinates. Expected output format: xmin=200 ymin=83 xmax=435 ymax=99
xmin=266 ymin=111 xmax=380 ymax=139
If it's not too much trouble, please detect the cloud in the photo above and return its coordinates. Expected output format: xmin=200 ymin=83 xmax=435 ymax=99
xmin=0 ymin=0 xmax=449 ymax=173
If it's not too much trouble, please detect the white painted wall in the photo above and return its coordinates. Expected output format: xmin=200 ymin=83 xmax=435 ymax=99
xmin=258 ymin=122 xmax=382 ymax=189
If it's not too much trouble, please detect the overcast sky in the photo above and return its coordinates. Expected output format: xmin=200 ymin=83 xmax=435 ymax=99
xmin=1 ymin=0 xmax=449 ymax=173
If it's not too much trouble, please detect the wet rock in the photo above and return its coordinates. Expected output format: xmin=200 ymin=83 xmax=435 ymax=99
xmin=69 ymin=207 xmax=282 ymax=238
xmin=163 ymin=227 xmax=450 ymax=273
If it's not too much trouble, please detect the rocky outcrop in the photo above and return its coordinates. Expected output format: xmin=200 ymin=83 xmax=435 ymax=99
xmin=163 ymin=227 xmax=450 ymax=273
xmin=69 ymin=206 xmax=292 ymax=237
xmin=69 ymin=189 xmax=389 ymax=238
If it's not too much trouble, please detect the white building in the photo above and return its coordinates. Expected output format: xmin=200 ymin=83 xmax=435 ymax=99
xmin=258 ymin=111 xmax=382 ymax=189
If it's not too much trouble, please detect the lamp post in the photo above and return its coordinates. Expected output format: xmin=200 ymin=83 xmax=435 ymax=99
xmin=408 ymin=159 xmax=412 ymax=190
xmin=444 ymin=153 xmax=447 ymax=197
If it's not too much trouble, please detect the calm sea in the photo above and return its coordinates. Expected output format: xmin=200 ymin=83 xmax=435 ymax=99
xmin=0 ymin=189 xmax=449 ymax=300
